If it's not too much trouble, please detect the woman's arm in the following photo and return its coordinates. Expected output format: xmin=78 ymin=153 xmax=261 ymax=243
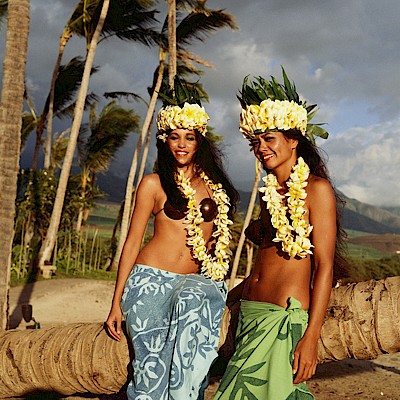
xmin=293 ymin=177 xmax=336 ymax=383
xmin=105 ymin=174 xmax=159 ymax=340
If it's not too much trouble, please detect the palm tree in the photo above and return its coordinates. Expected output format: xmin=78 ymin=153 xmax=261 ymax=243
xmin=110 ymin=0 xmax=238 ymax=270
xmin=42 ymin=0 xmax=159 ymax=169
xmin=31 ymin=57 xmax=99 ymax=168
xmin=1 ymin=276 xmax=400 ymax=396
xmin=0 ymin=0 xmax=30 ymax=330
xmin=75 ymin=100 xmax=140 ymax=231
xmin=36 ymin=0 xmax=110 ymax=272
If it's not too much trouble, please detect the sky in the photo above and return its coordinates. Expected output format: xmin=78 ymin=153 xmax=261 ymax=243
xmin=1 ymin=0 xmax=400 ymax=207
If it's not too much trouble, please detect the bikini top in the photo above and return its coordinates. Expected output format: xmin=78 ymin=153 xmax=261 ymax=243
xmin=157 ymin=197 xmax=218 ymax=222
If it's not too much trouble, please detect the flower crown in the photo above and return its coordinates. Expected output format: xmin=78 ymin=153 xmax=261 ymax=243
xmin=238 ymin=67 xmax=329 ymax=144
xmin=156 ymin=77 xmax=210 ymax=142
xmin=156 ymin=102 xmax=209 ymax=140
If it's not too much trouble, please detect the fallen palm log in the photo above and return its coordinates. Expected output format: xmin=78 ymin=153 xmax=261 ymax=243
xmin=0 ymin=276 xmax=399 ymax=398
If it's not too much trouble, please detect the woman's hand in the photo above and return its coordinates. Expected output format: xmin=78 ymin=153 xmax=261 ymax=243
xmin=292 ymin=333 xmax=318 ymax=384
xmin=106 ymin=303 xmax=123 ymax=341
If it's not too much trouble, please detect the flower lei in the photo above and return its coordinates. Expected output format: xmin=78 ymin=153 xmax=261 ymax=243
xmin=176 ymin=170 xmax=233 ymax=281
xmin=259 ymin=157 xmax=313 ymax=258
xmin=239 ymin=99 xmax=308 ymax=140
xmin=156 ymin=102 xmax=210 ymax=142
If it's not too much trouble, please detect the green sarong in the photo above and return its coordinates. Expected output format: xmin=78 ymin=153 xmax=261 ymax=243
xmin=214 ymin=297 xmax=315 ymax=400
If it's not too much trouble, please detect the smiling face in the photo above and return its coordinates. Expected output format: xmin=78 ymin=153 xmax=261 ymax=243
xmin=250 ymin=131 xmax=298 ymax=176
xmin=167 ymin=128 xmax=199 ymax=167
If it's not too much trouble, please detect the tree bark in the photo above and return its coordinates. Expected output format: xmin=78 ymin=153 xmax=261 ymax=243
xmin=43 ymin=27 xmax=72 ymax=169
xmin=0 ymin=0 xmax=30 ymax=330
xmin=1 ymin=276 xmax=399 ymax=397
xmin=36 ymin=0 xmax=110 ymax=271
xmin=167 ymin=0 xmax=176 ymax=89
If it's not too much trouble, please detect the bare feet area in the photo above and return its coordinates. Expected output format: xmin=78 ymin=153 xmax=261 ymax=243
xmin=8 ymin=279 xmax=400 ymax=400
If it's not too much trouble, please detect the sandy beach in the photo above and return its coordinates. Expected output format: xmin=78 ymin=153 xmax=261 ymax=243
xmin=8 ymin=278 xmax=400 ymax=400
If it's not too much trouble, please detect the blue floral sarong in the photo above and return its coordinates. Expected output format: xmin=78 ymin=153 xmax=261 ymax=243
xmin=121 ymin=264 xmax=227 ymax=400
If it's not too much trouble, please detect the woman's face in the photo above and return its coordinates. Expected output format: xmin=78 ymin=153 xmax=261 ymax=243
xmin=250 ymin=131 xmax=298 ymax=172
xmin=167 ymin=129 xmax=199 ymax=167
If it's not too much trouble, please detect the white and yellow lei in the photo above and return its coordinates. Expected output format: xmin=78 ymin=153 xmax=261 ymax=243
xmin=156 ymin=102 xmax=210 ymax=141
xmin=259 ymin=157 xmax=313 ymax=258
xmin=176 ymin=170 xmax=233 ymax=281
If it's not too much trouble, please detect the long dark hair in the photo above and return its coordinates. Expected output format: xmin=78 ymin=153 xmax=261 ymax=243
xmin=273 ymin=130 xmax=349 ymax=282
xmin=156 ymin=130 xmax=239 ymax=219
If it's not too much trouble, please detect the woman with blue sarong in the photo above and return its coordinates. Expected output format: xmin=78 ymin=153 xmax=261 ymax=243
xmin=106 ymin=78 xmax=239 ymax=400
xmin=214 ymin=69 xmax=348 ymax=400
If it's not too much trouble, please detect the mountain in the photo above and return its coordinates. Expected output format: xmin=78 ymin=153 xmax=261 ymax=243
xmin=96 ymin=174 xmax=400 ymax=235
xmin=342 ymin=194 xmax=400 ymax=234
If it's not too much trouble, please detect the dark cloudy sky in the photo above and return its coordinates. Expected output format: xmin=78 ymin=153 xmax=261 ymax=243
xmin=1 ymin=0 xmax=400 ymax=207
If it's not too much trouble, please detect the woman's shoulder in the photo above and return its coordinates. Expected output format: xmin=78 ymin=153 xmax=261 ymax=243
xmin=139 ymin=173 xmax=161 ymax=186
xmin=137 ymin=173 xmax=162 ymax=194
xmin=307 ymin=174 xmax=335 ymax=202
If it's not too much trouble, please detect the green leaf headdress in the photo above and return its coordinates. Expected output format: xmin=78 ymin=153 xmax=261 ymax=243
xmin=237 ymin=67 xmax=329 ymax=144
xmin=156 ymin=77 xmax=210 ymax=140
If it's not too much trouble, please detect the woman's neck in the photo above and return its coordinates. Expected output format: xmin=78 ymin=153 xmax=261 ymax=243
xmin=273 ymin=154 xmax=298 ymax=186
xmin=177 ymin=164 xmax=197 ymax=180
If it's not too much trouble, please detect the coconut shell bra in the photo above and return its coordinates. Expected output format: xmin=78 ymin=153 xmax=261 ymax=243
xmin=160 ymin=197 xmax=218 ymax=222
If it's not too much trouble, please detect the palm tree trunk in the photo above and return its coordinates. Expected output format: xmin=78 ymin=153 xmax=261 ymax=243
xmin=1 ymin=276 xmax=400 ymax=396
xmin=0 ymin=323 xmax=129 ymax=396
xmin=228 ymin=159 xmax=261 ymax=290
xmin=43 ymin=27 xmax=72 ymax=169
xmin=167 ymin=0 xmax=176 ymax=88
xmin=318 ymin=277 xmax=400 ymax=361
xmin=0 ymin=0 xmax=30 ymax=330
xmin=76 ymin=171 xmax=89 ymax=233
xmin=110 ymin=51 xmax=165 ymax=271
xmin=36 ymin=0 xmax=110 ymax=271
xmin=132 ymin=115 xmax=154 ymax=214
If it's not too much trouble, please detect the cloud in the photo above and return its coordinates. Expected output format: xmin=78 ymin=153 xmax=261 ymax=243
xmin=324 ymin=120 xmax=400 ymax=206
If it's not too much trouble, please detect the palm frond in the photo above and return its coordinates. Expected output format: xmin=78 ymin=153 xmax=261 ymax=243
xmin=21 ymin=112 xmax=36 ymax=150
xmin=176 ymin=0 xmax=199 ymax=9
xmin=43 ymin=57 xmax=98 ymax=117
xmin=55 ymin=92 xmax=99 ymax=120
xmin=51 ymin=129 xmax=70 ymax=170
xmin=69 ymin=0 xmax=160 ymax=47
xmin=177 ymin=50 xmax=214 ymax=71
xmin=67 ymin=0 xmax=99 ymax=36
xmin=100 ymin=0 xmax=159 ymax=46
xmin=104 ymin=91 xmax=148 ymax=105
xmin=80 ymin=101 xmax=140 ymax=173
xmin=175 ymin=8 xmax=237 ymax=49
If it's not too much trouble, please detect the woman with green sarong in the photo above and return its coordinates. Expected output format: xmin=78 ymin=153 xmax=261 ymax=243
xmin=214 ymin=68 xmax=348 ymax=400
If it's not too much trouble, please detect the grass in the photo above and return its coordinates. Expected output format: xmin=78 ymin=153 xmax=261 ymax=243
xmin=346 ymin=242 xmax=388 ymax=260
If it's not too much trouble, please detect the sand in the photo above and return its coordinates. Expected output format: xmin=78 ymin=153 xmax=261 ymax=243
xmin=8 ymin=279 xmax=400 ymax=400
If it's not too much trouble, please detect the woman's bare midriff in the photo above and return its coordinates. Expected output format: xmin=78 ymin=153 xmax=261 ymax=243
xmin=242 ymin=244 xmax=312 ymax=310
xmin=135 ymin=209 xmax=215 ymax=275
